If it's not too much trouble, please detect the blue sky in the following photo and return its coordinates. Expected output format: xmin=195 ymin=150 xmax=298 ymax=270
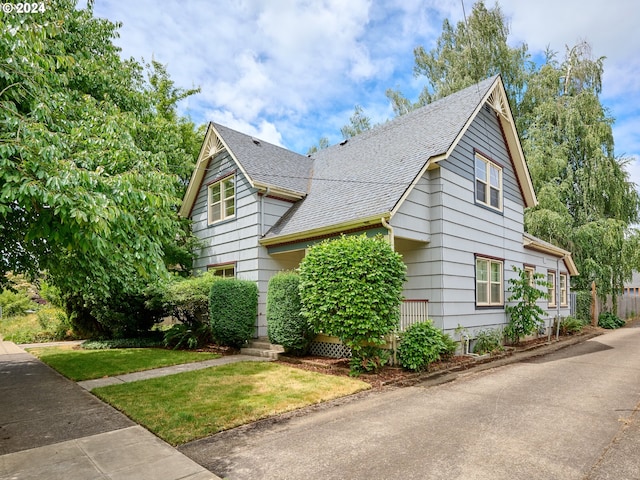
xmin=91 ymin=0 xmax=640 ymax=189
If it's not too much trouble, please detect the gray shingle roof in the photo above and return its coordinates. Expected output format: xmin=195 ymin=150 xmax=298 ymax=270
xmin=262 ymin=76 xmax=498 ymax=240
xmin=212 ymin=123 xmax=313 ymax=196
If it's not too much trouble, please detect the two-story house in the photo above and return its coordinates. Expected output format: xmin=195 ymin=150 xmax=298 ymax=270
xmin=179 ymin=75 xmax=578 ymax=343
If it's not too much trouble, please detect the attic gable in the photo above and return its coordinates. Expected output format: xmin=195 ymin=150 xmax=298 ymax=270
xmin=179 ymin=123 xmax=313 ymax=217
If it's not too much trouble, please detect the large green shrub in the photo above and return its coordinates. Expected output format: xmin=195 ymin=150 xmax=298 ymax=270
xmin=210 ymin=279 xmax=258 ymax=348
xmin=0 ymin=289 xmax=37 ymax=318
xmin=266 ymin=272 xmax=313 ymax=355
xmin=164 ymin=273 xmax=219 ymax=326
xmin=505 ymin=266 xmax=549 ymax=344
xmin=299 ymin=234 xmax=406 ymax=375
xmin=398 ymin=320 xmax=456 ymax=372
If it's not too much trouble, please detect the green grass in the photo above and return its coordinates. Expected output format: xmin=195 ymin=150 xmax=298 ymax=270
xmin=93 ymin=361 xmax=370 ymax=445
xmin=27 ymin=346 xmax=220 ymax=381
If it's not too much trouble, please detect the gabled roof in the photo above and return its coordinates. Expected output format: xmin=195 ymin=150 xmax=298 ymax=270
xmin=262 ymin=75 xmax=536 ymax=244
xmin=179 ymin=123 xmax=313 ymax=217
xmin=180 ymin=75 xmax=538 ymax=244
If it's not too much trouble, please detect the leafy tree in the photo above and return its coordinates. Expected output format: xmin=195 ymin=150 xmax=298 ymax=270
xmin=0 ymin=0 xmax=201 ymax=335
xmin=340 ymin=105 xmax=373 ymax=139
xmin=307 ymin=136 xmax=329 ymax=155
xmin=522 ymin=43 xmax=640 ymax=299
xmin=389 ymin=1 xmax=639 ymax=301
xmin=504 ymin=267 xmax=549 ymax=344
xmin=386 ymin=1 xmax=532 ymax=122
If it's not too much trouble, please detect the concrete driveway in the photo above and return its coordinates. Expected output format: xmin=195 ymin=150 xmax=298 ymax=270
xmin=180 ymin=326 xmax=640 ymax=480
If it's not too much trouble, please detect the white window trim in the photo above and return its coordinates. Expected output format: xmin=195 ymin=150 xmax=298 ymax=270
xmin=548 ymin=271 xmax=557 ymax=308
xmin=560 ymin=273 xmax=568 ymax=307
xmin=475 ymin=153 xmax=503 ymax=211
xmin=476 ymin=256 xmax=504 ymax=307
xmin=207 ymin=174 xmax=235 ymax=225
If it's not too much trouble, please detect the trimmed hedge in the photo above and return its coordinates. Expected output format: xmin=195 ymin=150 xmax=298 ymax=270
xmin=299 ymin=234 xmax=406 ymax=374
xmin=209 ymin=279 xmax=258 ymax=348
xmin=266 ymin=272 xmax=313 ymax=355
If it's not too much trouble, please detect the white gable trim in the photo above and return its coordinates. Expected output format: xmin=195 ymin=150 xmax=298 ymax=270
xmin=390 ymin=76 xmax=537 ymax=219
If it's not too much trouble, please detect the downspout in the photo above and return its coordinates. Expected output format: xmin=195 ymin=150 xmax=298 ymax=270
xmin=556 ymin=257 xmax=561 ymax=339
xmin=381 ymin=217 xmax=394 ymax=251
xmin=260 ymin=187 xmax=271 ymax=236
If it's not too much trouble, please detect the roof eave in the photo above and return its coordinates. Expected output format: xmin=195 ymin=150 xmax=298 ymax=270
xmin=260 ymin=212 xmax=391 ymax=247
xmin=523 ymin=235 xmax=579 ymax=276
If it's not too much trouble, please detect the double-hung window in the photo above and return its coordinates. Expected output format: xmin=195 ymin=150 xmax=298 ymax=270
xmin=476 ymin=256 xmax=503 ymax=306
xmin=559 ymin=273 xmax=568 ymax=307
xmin=548 ymin=271 xmax=557 ymax=307
xmin=208 ymin=174 xmax=235 ymax=224
xmin=475 ymin=154 xmax=502 ymax=211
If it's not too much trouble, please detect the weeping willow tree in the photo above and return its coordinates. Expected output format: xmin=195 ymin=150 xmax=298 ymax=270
xmin=386 ymin=1 xmax=640 ymax=308
xmin=522 ymin=43 xmax=640 ymax=308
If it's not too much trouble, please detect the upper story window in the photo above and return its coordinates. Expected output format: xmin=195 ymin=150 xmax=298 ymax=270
xmin=208 ymin=174 xmax=235 ymax=224
xmin=476 ymin=256 xmax=503 ymax=307
xmin=475 ymin=153 xmax=502 ymax=211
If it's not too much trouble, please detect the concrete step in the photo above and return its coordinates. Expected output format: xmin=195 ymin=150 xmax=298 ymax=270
xmin=239 ymin=347 xmax=281 ymax=360
xmin=247 ymin=340 xmax=285 ymax=352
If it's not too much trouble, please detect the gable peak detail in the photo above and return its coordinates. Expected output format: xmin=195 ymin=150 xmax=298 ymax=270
xmin=204 ymin=133 xmax=225 ymax=159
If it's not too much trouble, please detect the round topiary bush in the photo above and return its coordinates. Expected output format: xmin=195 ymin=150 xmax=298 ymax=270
xmin=266 ymin=271 xmax=313 ymax=355
xmin=299 ymin=234 xmax=406 ymax=374
xmin=209 ymin=279 xmax=258 ymax=348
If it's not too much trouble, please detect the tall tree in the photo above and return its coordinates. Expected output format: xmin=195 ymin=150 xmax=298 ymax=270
xmin=386 ymin=1 xmax=532 ymax=122
xmin=522 ymin=43 xmax=640 ymax=302
xmin=0 ymin=0 xmax=200 ymax=335
xmin=389 ymin=1 xmax=640 ymax=300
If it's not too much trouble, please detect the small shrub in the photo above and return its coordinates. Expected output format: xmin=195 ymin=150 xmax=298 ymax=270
xmin=0 ymin=307 xmax=76 ymax=344
xmin=398 ymin=320 xmax=452 ymax=372
xmin=163 ymin=323 xmax=212 ymax=350
xmin=350 ymin=346 xmax=390 ymax=374
xmin=598 ymin=312 xmax=625 ymax=329
xmin=473 ymin=328 xmax=504 ymax=355
xmin=210 ymin=279 xmax=258 ymax=348
xmin=266 ymin=272 xmax=313 ymax=355
xmin=558 ymin=316 xmax=584 ymax=335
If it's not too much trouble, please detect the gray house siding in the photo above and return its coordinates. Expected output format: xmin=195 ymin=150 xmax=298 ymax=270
xmin=424 ymin=107 xmax=530 ymax=335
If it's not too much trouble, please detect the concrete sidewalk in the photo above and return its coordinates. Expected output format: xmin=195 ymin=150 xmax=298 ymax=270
xmin=78 ymin=354 xmax=270 ymax=391
xmin=0 ymin=341 xmax=221 ymax=480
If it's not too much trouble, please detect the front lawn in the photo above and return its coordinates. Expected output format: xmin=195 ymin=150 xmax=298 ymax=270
xmin=27 ymin=346 xmax=220 ymax=381
xmin=93 ymin=361 xmax=370 ymax=445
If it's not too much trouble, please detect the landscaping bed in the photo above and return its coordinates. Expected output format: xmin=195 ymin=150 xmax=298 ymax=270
xmin=278 ymin=325 xmax=604 ymax=388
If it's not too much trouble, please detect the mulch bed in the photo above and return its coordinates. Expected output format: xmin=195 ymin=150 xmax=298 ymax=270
xmin=276 ymin=325 xmax=605 ymax=388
